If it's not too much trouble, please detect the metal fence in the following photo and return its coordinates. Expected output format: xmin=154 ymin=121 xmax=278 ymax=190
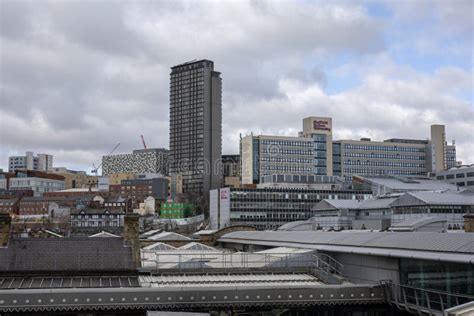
xmin=381 ymin=281 xmax=474 ymax=315
xmin=140 ymin=250 xmax=344 ymax=283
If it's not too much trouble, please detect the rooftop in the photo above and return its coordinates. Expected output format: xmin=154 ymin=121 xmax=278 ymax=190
xmin=392 ymin=191 xmax=474 ymax=206
xmin=0 ymin=238 xmax=133 ymax=273
xmin=218 ymin=231 xmax=474 ymax=264
xmin=146 ymin=231 xmax=190 ymax=241
xmin=390 ymin=217 xmax=447 ymax=232
xmin=356 ymin=175 xmax=458 ymax=191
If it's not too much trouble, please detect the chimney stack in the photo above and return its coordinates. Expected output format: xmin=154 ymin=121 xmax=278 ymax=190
xmin=0 ymin=213 xmax=12 ymax=247
xmin=464 ymin=214 xmax=474 ymax=233
xmin=124 ymin=213 xmax=140 ymax=268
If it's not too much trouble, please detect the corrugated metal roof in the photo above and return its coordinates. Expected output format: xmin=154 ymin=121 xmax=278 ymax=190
xmin=139 ymin=273 xmax=321 ymax=288
xmin=324 ymin=200 xmax=361 ymax=209
xmin=362 ymin=176 xmax=457 ymax=191
xmin=147 ymin=232 xmax=190 ymax=241
xmin=359 ymin=197 xmax=397 ymax=209
xmin=406 ymin=191 xmax=474 ymax=205
xmin=390 ymin=217 xmax=446 ymax=231
xmin=218 ymin=231 xmax=474 ymax=256
xmin=143 ymin=242 xmax=177 ymax=251
xmin=89 ymin=231 xmax=120 ymax=238
xmin=179 ymin=242 xmax=216 ymax=251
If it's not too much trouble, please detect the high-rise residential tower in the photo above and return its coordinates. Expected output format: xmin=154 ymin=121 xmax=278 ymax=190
xmin=169 ymin=60 xmax=222 ymax=195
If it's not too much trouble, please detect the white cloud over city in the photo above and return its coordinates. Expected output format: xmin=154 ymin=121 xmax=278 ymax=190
xmin=0 ymin=0 xmax=472 ymax=172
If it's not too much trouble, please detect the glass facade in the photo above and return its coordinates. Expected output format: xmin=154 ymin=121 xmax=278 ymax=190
xmin=400 ymin=258 xmax=474 ymax=296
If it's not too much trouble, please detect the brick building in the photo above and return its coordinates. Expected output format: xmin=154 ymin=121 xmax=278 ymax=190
xmin=18 ymin=197 xmax=49 ymax=219
xmin=0 ymin=198 xmax=19 ymax=215
xmin=109 ymin=177 xmax=168 ymax=209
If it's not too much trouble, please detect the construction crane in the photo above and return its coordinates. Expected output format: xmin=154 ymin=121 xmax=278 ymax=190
xmin=91 ymin=142 xmax=120 ymax=175
xmin=140 ymin=135 xmax=147 ymax=149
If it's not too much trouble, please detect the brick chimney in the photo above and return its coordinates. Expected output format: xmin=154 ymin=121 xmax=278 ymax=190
xmin=0 ymin=212 xmax=12 ymax=247
xmin=464 ymin=214 xmax=474 ymax=233
xmin=124 ymin=213 xmax=140 ymax=268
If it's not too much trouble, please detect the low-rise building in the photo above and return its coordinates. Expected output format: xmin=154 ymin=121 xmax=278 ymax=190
xmin=48 ymin=167 xmax=99 ymax=189
xmin=0 ymin=198 xmax=20 ymax=215
xmin=0 ymin=189 xmax=34 ymax=199
xmin=9 ymin=170 xmax=65 ymax=197
xmin=310 ymin=197 xmax=397 ymax=231
xmin=390 ymin=190 xmax=473 ymax=229
xmin=103 ymin=196 xmax=131 ymax=212
xmin=160 ymin=202 xmax=195 ymax=219
xmin=48 ymin=201 xmax=72 ymax=220
xmin=353 ymin=175 xmax=457 ymax=197
xmin=292 ymin=190 xmax=474 ymax=231
xmin=435 ymin=164 xmax=474 ymax=188
xmin=106 ymin=173 xmax=137 ymax=185
xmin=0 ymin=171 xmax=14 ymax=189
xmin=18 ymin=196 xmax=49 ymax=219
xmin=210 ymin=187 xmax=372 ymax=230
xmin=43 ymin=188 xmax=101 ymax=199
xmin=109 ymin=177 xmax=168 ymax=209
xmin=70 ymin=208 xmax=125 ymax=234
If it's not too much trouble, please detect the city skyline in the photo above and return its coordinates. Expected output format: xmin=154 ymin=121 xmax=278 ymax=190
xmin=0 ymin=0 xmax=472 ymax=172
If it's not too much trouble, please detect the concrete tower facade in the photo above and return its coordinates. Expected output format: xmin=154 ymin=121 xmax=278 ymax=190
xmin=169 ymin=60 xmax=222 ymax=196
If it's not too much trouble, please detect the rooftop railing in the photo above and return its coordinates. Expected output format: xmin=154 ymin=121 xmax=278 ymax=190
xmin=141 ymin=250 xmax=344 ymax=284
xmin=381 ymin=281 xmax=474 ymax=316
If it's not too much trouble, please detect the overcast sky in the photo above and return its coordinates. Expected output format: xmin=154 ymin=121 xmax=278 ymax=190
xmin=0 ymin=0 xmax=472 ymax=173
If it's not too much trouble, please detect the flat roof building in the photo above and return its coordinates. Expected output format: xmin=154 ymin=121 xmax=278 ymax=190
xmin=241 ymin=117 xmax=458 ymax=184
xmin=435 ymin=164 xmax=474 ymax=188
xmin=209 ymin=187 xmax=372 ymax=230
xmin=8 ymin=152 xmax=53 ymax=172
xmin=102 ymin=148 xmax=169 ymax=176
xmin=9 ymin=170 xmax=65 ymax=197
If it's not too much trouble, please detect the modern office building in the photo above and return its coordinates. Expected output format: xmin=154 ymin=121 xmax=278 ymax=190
xmin=241 ymin=117 xmax=457 ymax=183
xmin=258 ymin=174 xmax=343 ymax=190
xmin=102 ymin=148 xmax=169 ymax=176
xmin=169 ymin=60 xmax=222 ymax=196
xmin=300 ymin=116 xmax=333 ymax=176
xmin=209 ymin=187 xmax=372 ymax=230
xmin=435 ymin=164 xmax=474 ymax=188
xmin=8 ymin=152 xmax=53 ymax=172
xmin=241 ymin=134 xmax=314 ymax=185
xmin=9 ymin=170 xmax=65 ymax=197
xmin=48 ymin=167 xmax=99 ymax=189
xmin=0 ymin=171 xmax=14 ymax=190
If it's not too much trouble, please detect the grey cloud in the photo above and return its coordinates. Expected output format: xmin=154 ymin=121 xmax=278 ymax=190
xmin=0 ymin=0 xmax=472 ymax=171
xmin=0 ymin=0 xmax=34 ymax=39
